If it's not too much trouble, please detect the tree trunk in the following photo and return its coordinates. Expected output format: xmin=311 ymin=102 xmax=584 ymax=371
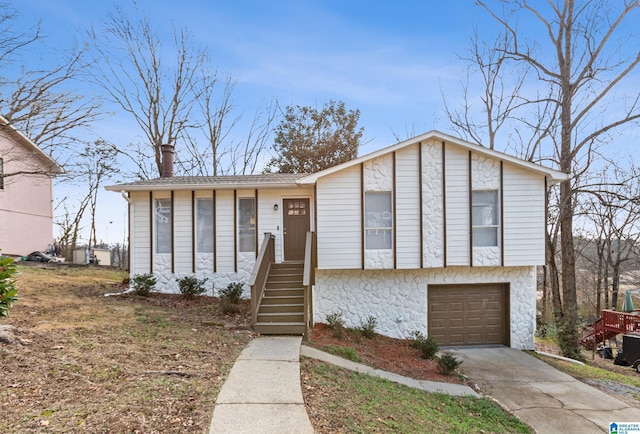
xmin=612 ymin=264 xmax=621 ymax=310
xmin=604 ymin=262 xmax=610 ymax=308
xmin=547 ymin=237 xmax=563 ymax=325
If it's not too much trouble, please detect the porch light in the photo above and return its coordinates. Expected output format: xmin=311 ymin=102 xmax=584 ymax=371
xmin=273 ymin=203 xmax=278 ymax=211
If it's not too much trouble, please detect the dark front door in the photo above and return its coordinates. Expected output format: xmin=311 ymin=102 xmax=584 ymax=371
xmin=283 ymin=198 xmax=310 ymax=261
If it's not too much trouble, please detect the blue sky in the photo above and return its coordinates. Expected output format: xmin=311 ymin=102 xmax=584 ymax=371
xmin=17 ymin=0 xmax=492 ymax=152
xmin=12 ymin=0 xmax=638 ymax=246
xmin=10 ymin=0 xmax=498 ymax=245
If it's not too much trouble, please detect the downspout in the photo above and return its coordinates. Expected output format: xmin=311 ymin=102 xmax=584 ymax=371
xmin=121 ymin=189 xmax=134 ymax=283
xmin=121 ymin=190 xmax=133 ymax=204
xmin=107 ymin=190 xmax=134 ymax=297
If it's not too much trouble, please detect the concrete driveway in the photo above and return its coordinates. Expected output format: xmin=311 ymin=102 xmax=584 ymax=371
xmin=449 ymin=347 xmax=640 ymax=433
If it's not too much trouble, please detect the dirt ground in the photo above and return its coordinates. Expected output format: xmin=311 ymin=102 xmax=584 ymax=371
xmin=1 ymin=264 xmax=252 ymax=433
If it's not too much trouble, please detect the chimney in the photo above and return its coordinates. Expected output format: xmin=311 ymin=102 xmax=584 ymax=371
xmin=161 ymin=144 xmax=175 ymax=178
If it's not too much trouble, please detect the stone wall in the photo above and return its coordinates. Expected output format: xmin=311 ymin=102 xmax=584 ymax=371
xmin=313 ymin=265 xmax=536 ymax=349
xmin=150 ymin=252 xmax=255 ymax=298
xmin=422 ymin=140 xmax=444 ymax=267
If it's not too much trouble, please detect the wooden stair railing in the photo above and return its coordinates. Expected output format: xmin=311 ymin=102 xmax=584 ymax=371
xmin=250 ymin=231 xmax=316 ymax=335
xmin=302 ymin=231 xmax=317 ymax=335
xmin=249 ymin=233 xmax=275 ymax=327
xmin=579 ymin=309 xmax=640 ymax=349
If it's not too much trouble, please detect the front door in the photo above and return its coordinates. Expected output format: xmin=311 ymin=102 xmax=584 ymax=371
xmin=283 ymin=198 xmax=310 ymax=261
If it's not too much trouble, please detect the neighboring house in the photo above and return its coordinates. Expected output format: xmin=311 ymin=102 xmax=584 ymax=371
xmin=0 ymin=116 xmax=63 ymax=257
xmin=106 ymin=132 xmax=569 ymax=350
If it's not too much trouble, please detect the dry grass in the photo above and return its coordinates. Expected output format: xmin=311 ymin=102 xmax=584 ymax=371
xmin=1 ymin=264 xmax=252 ymax=433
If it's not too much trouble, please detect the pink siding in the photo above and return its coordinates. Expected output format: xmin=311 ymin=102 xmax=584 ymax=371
xmin=0 ymin=131 xmax=55 ymax=256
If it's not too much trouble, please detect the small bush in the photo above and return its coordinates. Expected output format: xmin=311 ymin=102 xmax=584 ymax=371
xmin=219 ymin=282 xmax=244 ymax=305
xmin=409 ymin=331 xmax=439 ymax=360
xmin=0 ymin=255 xmax=18 ymax=317
xmin=131 ymin=273 xmax=156 ymax=296
xmin=176 ymin=275 xmax=209 ymax=299
xmin=437 ymin=352 xmax=462 ymax=375
xmin=221 ymin=302 xmax=240 ymax=315
xmin=358 ymin=315 xmax=378 ymax=339
xmin=326 ymin=312 xmax=345 ymax=339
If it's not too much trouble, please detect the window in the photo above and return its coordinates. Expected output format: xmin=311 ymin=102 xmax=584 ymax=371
xmin=196 ymin=198 xmax=214 ymax=253
xmin=287 ymin=200 xmax=306 ymax=216
xmin=365 ymin=192 xmax=392 ymax=250
xmin=155 ymin=198 xmax=172 ymax=253
xmin=472 ymin=190 xmax=499 ymax=247
xmin=238 ymin=198 xmax=256 ymax=252
xmin=0 ymin=158 xmax=3 ymax=190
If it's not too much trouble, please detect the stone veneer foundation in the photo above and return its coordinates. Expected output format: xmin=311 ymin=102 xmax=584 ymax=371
xmin=151 ymin=252 xmax=255 ymax=298
xmin=313 ymin=265 xmax=536 ymax=350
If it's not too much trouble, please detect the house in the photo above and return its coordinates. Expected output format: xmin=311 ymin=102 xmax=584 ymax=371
xmin=0 ymin=116 xmax=63 ymax=257
xmin=106 ymin=132 xmax=570 ymax=350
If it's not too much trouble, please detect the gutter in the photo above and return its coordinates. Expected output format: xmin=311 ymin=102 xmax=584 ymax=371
xmin=121 ymin=190 xmax=133 ymax=204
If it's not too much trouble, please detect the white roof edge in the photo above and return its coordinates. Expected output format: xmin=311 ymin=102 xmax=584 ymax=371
xmin=105 ymin=182 xmax=305 ymax=192
xmin=0 ymin=115 xmax=64 ymax=174
xmin=297 ymin=130 xmax=571 ymax=184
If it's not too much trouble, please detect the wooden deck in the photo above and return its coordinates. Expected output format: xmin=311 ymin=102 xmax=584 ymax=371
xmin=580 ymin=309 xmax=640 ymax=349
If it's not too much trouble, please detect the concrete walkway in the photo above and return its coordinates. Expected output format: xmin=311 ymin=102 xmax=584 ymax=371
xmin=450 ymin=347 xmax=640 ymax=434
xmin=209 ymin=336 xmax=314 ymax=434
xmin=300 ymin=345 xmax=479 ymax=397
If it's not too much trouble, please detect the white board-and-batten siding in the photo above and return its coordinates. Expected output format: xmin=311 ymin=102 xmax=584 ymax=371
xmin=173 ymin=191 xmax=192 ymax=273
xmin=395 ymin=145 xmax=421 ymax=269
xmin=316 ymin=165 xmax=362 ymax=269
xmin=503 ymin=166 xmax=546 ymax=266
xmin=130 ymin=191 xmax=150 ymax=274
xmin=315 ymin=140 xmax=547 ymax=270
xmin=444 ymin=145 xmax=470 ymax=266
xmin=128 ymin=186 xmax=313 ymax=293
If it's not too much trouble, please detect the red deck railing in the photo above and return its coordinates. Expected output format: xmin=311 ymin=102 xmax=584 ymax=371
xmin=580 ymin=309 xmax=640 ymax=349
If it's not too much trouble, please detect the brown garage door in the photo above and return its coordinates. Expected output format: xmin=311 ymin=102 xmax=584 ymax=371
xmin=428 ymin=284 xmax=508 ymax=346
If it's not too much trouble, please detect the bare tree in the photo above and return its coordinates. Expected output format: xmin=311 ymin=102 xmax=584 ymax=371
xmin=466 ymin=0 xmax=640 ymax=358
xmin=0 ymin=3 xmax=101 ymax=169
xmin=191 ymin=75 xmax=239 ymax=176
xmin=228 ymin=103 xmax=276 ymax=175
xmin=91 ymin=7 xmax=207 ymax=178
xmin=55 ymin=196 xmax=91 ymax=258
xmin=579 ymin=166 xmax=640 ymax=310
xmin=74 ymin=140 xmax=120 ymax=248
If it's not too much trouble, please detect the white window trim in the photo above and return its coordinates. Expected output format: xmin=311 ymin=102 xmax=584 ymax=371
xmin=195 ymin=197 xmax=214 ymax=254
xmin=472 ymin=190 xmax=499 ymax=248
xmin=364 ymin=191 xmax=393 ymax=251
xmin=238 ymin=197 xmax=256 ymax=253
xmin=154 ymin=198 xmax=172 ymax=254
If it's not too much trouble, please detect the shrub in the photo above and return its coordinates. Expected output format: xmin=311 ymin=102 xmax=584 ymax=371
xmin=219 ymin=282 xmax=244 ymax=305
xmin=326 ymin=311 xmax=345 ymax=339
xmin=176 ymin=275 xmax=209 ymax=299
xmin=0 ymin=256 xmax=18 ymax=318
xmin=409 ymin=331 xmax=439 ymax=360
xmin=358 ymin=315 xmax=378 ymax=339
xmin=221 ymin=302 xmax=240 ymax=315
xmin=437 ymin=352 xmax=462 ymax=375
xmin=131 ymin=273 xmax=156 ymax=296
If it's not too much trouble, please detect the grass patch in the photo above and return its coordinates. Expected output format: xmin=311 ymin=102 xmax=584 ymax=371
xmin=320 ymin=344 xmax=362 ymax=362
xmin=531 ymin=352 xmax=640 ymax=389
xmin=301 ymin=358 xmax=531 ymax=433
